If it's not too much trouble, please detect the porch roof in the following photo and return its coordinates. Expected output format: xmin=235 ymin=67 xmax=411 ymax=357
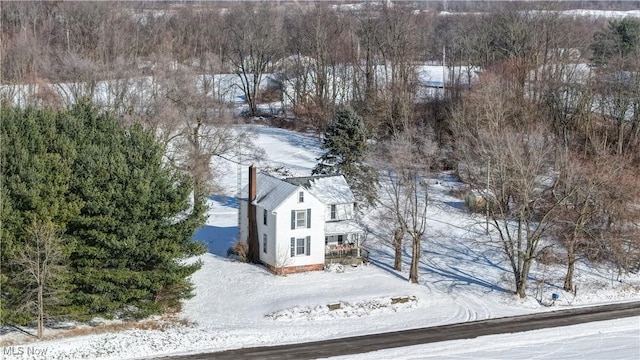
xmin=325 ymin=219 xmax=364 ymax=235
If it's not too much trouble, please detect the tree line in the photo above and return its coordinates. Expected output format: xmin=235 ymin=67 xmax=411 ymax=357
xmin=0 ymin=3 xmax=600 ymax=123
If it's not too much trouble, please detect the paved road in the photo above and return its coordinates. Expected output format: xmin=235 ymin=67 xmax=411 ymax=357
xmin=159 ymin=301 xmax=640 ymax=360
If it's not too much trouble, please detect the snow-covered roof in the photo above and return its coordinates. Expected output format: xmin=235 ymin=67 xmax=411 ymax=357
xmin=273 ymin=55 xmax=318 ymax=73
xmin=285 ymin=175 xmax=355 ymax=205
xmin=416 ymin=65 xmax=479 ymax=88
xmin=325 ymin=219 xmax=364 ymax=235
xmin=239 ymin=173 xmax=300 ymax=211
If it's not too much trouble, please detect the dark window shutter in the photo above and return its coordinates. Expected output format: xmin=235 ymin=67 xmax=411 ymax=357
xmin=291 ymin=210 xmax=295 ymax=229
xmin=291 ymin=238 xmax=295 ymax=257
xmin=306 ymin=236 xmax=311 ymax=256
xmin=263 ymin=234 xmax=267 ymax=253
xmin=307 ymin=209 xmax=311 ymax=228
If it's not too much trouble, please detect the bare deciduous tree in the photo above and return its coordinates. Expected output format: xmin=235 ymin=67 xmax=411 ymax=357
xmin=224 ymin=4 xmax=283 ymax=117
xmin=161 ymin=66 xmax=262 ymax=202
xmin=375 ymin=128 xmax=437 ymax=283
xmin=452 ymin=75 xmax=567 ymax=298
xmin=16 ymin=219 xmax=65 ymax=339
xmin=375 ymin=5 xmax=420 ymax=135
xmin=274 ymin=246 xmax=293 ymax=276
xmin=552 ymin=151 xmax=640 ymax=291
xmin=280 ymin=4 xmax=350 ymax=132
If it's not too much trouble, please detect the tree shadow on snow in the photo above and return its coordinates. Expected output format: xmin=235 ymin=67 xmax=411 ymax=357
xmin=443 ymin=201 xmax=466 ymax=211
xmin=366 ymin=246 xmax=409 ymax=282
xmin=426 ymin=215 xmax=486 ymax=237
xmin=423 ymin=262 xmax=510 ymax=293
xmin=191 ymin=194 xmax=240 ymax=256
xmin=209 ymin=194 xmax=238 ymax=209
xmin=193 ymin=225 xmax=238 ymax=257
xmin=255 ymin=125 xmax=322 ymax=153
xmin=421 ymin=240 xmax=512 ymax=294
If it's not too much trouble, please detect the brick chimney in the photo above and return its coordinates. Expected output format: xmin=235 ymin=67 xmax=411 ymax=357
xmin=247 ymin=164 xmax=259 ymax=263
xmin=249 ymin=164 xmax=257 ymax=202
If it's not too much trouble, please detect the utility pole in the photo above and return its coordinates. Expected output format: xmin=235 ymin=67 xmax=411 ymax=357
xmin=236 ymin=146 xmax=243 ymax=242
xmin=486 ymin=159 xmax=490 ymax=235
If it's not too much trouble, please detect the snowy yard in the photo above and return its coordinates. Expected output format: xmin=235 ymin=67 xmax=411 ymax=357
xmin=2 ymin=125 xmax=639 ymax=360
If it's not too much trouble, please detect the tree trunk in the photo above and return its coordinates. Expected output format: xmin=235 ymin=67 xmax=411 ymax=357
xmin=564 ymin=239 xmax=576 ymax=291
xmin=393 ymin=227 xmax=403 ymax=271
xmin=617 ymin=119 xmax=624 ymax=155
xmin=517 ymin=259 xmax=532 ymax=298
xmin=515 ymin=273 xmax=526 ymax=298
xmin=564 ymin=259 xmax=575 ymax=292
xmin=251 ymin=73 xmax=261 ymax=116
xmin=37 ymin=283 xmax=43 ymax=339
xmin=409 ymin=233 xmax=420 ymax=284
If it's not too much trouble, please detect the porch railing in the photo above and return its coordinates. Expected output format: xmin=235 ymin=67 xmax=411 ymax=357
xmin=325 ymin=245 xmax=359 ymax=258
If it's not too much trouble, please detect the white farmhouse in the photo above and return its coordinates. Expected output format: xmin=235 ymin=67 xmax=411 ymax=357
xmin=238 ymin=165 xmax=365 ymax=274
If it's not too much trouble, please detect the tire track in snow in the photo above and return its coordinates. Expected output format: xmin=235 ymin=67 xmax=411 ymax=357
xmin=442 ymin=293 xmax=494 ymax=323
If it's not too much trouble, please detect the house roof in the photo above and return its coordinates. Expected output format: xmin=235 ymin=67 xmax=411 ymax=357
xmin=239 ymin=172 xmax=355 ymax=210
xmin=416 ymin=65 xmax=479 ymax=88
xmin=285 ymin=175 xmax=355 ymax=205
xmin=325 ymin=219 xmax=364 ymax=235
xmin=239 ymin=173 xmax=300 ymax=211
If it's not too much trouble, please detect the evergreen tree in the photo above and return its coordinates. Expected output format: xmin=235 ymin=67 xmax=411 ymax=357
xmin=1 ymin=107 xmax=79 ymax=324
xmin=63 ymin=103 xmax=206 ymax=318
xmin=312 ymin=108 xmax=378 ymax=206
xmin=590 ymin=18 xmax=640 ymax=155
xmin=1 ymin=104 xmax=206 ymax=324
xmin=591 ymin=18 xmax=640 ymax=67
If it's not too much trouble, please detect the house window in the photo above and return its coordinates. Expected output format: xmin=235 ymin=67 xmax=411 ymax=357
xmin=291 ymin=236 xmax=311 ymax=257
xmin=263 ymin=234 xmax=267 ymax=253
xmin=263 ymin=209 xmax=267 ymax=225
xmin=330 ymin=204 xmax=336 ymax=220
xmin=291 ymin=209 xmax=311 ymax=229
xmin=298 ymin=191 xmax=304 ymax=203
xmin=296 ymin=238 xmax=305 ymax=255
xmin=296 ymin=210 xmax=306 ymax=228
xmin=338 ymin=235 xmax=343 ymax=245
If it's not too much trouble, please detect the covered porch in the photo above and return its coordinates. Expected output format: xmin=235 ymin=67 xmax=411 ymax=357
xmin=324 ymin=220 xmax=366 ymax=265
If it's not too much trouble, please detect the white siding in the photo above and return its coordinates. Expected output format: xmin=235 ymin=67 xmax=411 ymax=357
xmin=325 ymin=203 xmax=354 ymax=221
xmin=272 ymin=188 xmax=325 ymax=268
xmin=240 ymin=201 xmax=279 ymax=266
xmin=258 ymin=208 xmax=277 ymax=266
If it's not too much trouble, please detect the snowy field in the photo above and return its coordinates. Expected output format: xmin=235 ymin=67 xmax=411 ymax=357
xmin=326 ymin=316 xmax=640 ymax=360
xmin=1 ymin=125 xmax=639 ymax=360
xmin=438 ymin=9 xmax=640 ymax=19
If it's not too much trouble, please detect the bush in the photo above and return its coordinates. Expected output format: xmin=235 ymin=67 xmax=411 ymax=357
xmin=227 ymin=239 xmax=249 ymax=262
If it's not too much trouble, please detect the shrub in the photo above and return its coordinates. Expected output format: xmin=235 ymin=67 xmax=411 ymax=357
xmin=227 ymin=239 xmax=249 ymax=262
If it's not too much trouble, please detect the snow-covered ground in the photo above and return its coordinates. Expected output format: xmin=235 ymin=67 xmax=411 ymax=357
xmin=326 ymin=316 xmax=640 ymax=360
xmin=2 ymin=125 xmax=639 ymax=360
xmin=557 ymin=9 xmax=640 ymax=19
xmin=438 ymin=9 xmax=640 ymax=19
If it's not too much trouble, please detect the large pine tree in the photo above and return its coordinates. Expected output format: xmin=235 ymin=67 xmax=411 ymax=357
xmin=1 ymin=107 xmax=80 ymax=324
xmin=312 ymin=108 xmax=378 ymax=206
xmin=1 ymin=104 xmax=206 ymax=324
